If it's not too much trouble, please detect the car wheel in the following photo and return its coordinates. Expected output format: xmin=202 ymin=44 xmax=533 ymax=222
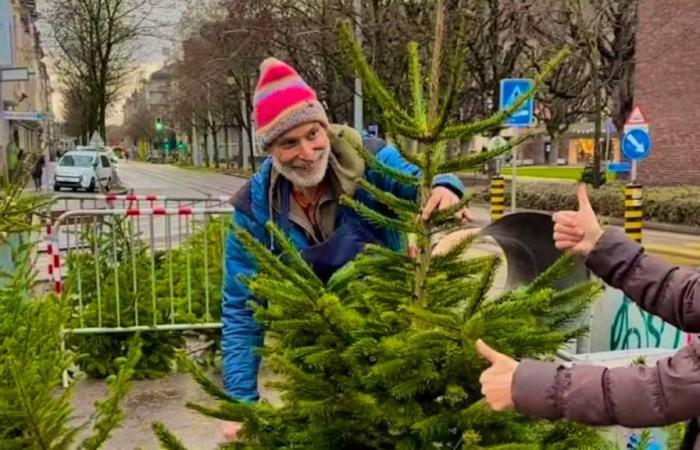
xmin=53 ymin=184 xmax=61 ymax=192
xmin=105 ymin=178 xmax=112 ymax=192
xmin=87 ymin=177 xmax=96 ymax=193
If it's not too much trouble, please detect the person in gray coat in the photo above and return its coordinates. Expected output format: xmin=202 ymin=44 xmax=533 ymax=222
xmin=477 ymin=184 xmax=700 ymax=449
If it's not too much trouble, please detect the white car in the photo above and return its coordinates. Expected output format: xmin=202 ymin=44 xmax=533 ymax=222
xmin=54 ymin=150 xmax=115 ymax=192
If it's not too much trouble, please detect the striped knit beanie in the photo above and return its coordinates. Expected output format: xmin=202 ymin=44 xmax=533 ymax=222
xmin=254 ymin=58 xmax=329 ymax=149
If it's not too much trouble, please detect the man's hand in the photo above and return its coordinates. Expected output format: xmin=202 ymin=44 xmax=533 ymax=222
xmin=552 ymin=184 xmax=604 ymax=257
xmin=422 ymin=186 xmax=472 ymax=222
xmin=476 ymin=339 xmax=518 ymax=412
xmin=222 ymin=421 xmax=243 ymax=442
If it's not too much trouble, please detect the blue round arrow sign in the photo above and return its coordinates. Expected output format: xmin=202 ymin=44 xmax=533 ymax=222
xmin=622 ymin=128 xmax=652 ymax=161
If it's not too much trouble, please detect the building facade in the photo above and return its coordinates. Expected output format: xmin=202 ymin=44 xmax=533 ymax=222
xmin=0 ymin=0 xmax=53 ymax=178
xmin=635 ymin=0 xmax=700 ymax=185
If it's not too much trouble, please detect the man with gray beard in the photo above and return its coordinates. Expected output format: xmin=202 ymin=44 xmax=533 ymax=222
xmin=222 ymin=58 xmax=469 ymax=440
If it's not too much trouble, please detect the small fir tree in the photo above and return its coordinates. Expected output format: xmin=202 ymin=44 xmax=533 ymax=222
xmin=0 ymin=167 xmax=143 ymax=449
xmin=158 ymin=4 xmax=611 ymax=449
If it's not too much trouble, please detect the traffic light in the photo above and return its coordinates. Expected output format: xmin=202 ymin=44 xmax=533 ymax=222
xmin=163 ymin=141 xmax=171 ymax=152
xmin=177 ymin=141 xmax=186 ymax=152
xmin=155 ymin=117 xmax=164 ymax=132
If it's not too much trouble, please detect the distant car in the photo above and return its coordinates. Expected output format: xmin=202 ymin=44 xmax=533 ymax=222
xmin=54 ymin=150 xmax=115 ymax=192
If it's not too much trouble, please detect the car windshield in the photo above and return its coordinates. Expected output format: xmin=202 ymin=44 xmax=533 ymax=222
xmin=60 ymin=155 xmax=94 ymax=168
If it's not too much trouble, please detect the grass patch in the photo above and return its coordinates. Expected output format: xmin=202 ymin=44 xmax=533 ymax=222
xmin=500 ymin=166 xmax=583 ymax=180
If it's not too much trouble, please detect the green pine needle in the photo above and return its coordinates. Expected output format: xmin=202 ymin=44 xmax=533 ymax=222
xmin=408 ymin=42 xmax=428 ymax=129
xmin=175 ymin=352 xmax=234 ymax=402
xmin=340 ymin=195 xmax=418 ymax=233
xmin=265 ymin=222 xmax=323 ymax=288
xmin=438 ymin=133 xmax=532 ymax=173
xmin=355 ymin=178 xmax=420 ymax=216
xmin=339 ymin=23 xmax=415 ymax=126
xmin=341 ymin=131 xmax=422 ymax=186
xmin=151 ymin=422 xmax=189 ymax=450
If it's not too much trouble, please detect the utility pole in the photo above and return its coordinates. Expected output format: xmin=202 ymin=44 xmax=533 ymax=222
xmin=353 ymin=0 xmax=363 ymax=132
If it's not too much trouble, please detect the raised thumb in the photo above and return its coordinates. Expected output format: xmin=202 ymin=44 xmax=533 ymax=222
xmin=577 ymin=184 xmax=593 ymax=213
xmin=476 ymin=339 xmax=503 ymax=364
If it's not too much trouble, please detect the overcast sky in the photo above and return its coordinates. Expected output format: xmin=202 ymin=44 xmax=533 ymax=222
xmin=40 ymin=0 xmax=188 ymax=126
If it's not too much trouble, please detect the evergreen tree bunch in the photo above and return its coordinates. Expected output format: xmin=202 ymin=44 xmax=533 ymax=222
xmin=160 ymin=3 xmax=609 ymax=449
xmin=0 ymin=181 xmax=143 ymax=449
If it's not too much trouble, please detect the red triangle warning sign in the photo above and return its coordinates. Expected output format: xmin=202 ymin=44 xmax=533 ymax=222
xmin=625 ymin=105 xmax=648 ymax=126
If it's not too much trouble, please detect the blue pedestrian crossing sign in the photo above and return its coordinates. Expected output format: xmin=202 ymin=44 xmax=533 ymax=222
xmin=500 ymin=78 xmax=534 ymax=127
xmin=622 ymin=127 xmax=652 ymax=160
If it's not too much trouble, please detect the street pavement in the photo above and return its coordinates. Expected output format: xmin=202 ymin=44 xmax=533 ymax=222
xmin=55 ymin=159 xmax=700 ymax=267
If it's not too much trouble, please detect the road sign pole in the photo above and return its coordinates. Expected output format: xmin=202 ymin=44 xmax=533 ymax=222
xmin=0 ymin=74 xmax=6 ymax=181
xmin=511 ymin=147 xmax=517 ymax=212
xmin=631 ymin=160 xmax=638 ymax=184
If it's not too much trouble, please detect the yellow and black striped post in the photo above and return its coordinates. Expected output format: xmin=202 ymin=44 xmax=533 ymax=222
xmin=490 ymin=175 xmax=506 ymax=221
xmin=624 ymin=184 xmax=643 ymax=243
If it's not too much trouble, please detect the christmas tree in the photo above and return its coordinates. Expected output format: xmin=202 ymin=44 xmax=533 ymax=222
xmin=156 ymin=5 xmax=612 ymax=449
xmin=0 ymin=161 xmax=143 ymax=449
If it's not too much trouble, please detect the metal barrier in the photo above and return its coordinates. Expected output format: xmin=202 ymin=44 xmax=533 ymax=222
xmin=46 ymin=193 xmax=233 ymax=220
xmin=49 ymin=206 xmax=234 ymax=335
xmin=42 ymin=194 xmax=234 ymax=276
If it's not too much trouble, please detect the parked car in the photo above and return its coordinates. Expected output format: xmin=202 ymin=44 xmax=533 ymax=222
xmin=53 ymin=150 xmax=115 ymax=192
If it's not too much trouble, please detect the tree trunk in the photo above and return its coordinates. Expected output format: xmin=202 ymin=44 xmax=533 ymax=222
xmin=212 ymin=123 xmax=220 ymax=169
xmin=237 ymin=126 xmax=244 ymax=169
xmin=223 ymin=125 xmax=230 ymax=169
xmin=245 ymin=125 xmax=255 ymax=172
xmin=203 ymin=130 xmax=210 ymax=168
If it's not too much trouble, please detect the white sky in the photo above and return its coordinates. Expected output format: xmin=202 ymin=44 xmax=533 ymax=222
xmin=41 ymin=0 xmax=188 ymax=125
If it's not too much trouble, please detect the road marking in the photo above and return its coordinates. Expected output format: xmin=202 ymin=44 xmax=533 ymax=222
xmin=644 ymin=244 xmax=700 ymax=266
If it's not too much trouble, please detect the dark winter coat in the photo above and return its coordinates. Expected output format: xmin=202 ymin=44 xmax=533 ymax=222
xmin=513 ymin=228 xmax=700 ymax=449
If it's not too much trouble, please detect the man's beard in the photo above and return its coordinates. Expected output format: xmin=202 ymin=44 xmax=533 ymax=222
xmin=272 ymin=146 xmax=331 ymax=188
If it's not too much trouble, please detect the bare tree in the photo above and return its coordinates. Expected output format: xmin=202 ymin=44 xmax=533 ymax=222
xmin=43 ymin=0 xmax=166 ymax=141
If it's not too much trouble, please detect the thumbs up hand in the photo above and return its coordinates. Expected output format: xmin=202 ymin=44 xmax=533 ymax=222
xmin=552 ymin=184 xmax=604 ymax=257
xmin=476 ymin=339 xmax=518 ymax=411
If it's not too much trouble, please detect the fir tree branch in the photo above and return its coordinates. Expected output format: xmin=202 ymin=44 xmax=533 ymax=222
xmin=265 ymin=222 xmax=323 ymax=289
xmin=408 ymin=42 xmax=427 ymax=129
xmin=175 ymin=352 xmax=234 ymax=402
xmin=339 ymin=23 xmax=415 ymax=126
xmin=427 ymin=0 xmax=446 ymax=122
xmin=439 ymin=48 xmax=571 ymax=141
xmin=430 ymin=233 xmax=478 ymax=266
xmin=79 ymin=335 xmax=143 ymax=450
xmin=341 ymin=132 xmax=421 ymax=186
xmin=340 ymin=196 xmax=418 ymax=233
xmin=186 ymin=402 xmax=252 ymax=423
xmin=464 ymin=256 xmax=501 ymax=318
xmin=151 ymin=422 xmax=189 ymax=450
xmin=526 ymin=254 xmax=576 ymax=293
xmin=428 ymin=11 xmax=468 ymax=137
xmin=355 ymin=178 xmax=420 ymax=217
xmin=405 ymin=306 xmax=462 ymax=333
xmin=233 ymin=226 xmax=319 ymax=299
xmin=427 ymin=196 xmax=472 ymax=227
xmin=437 ymin=133 xmax=532 ymax=173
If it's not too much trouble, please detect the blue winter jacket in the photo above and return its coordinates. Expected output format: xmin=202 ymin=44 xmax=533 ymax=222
xmin=222 ymin=125 xmax=464 ymax=401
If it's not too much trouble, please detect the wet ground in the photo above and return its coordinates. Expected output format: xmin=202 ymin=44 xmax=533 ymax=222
xmin=70 ymin=372 xmax=225 ymax=449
